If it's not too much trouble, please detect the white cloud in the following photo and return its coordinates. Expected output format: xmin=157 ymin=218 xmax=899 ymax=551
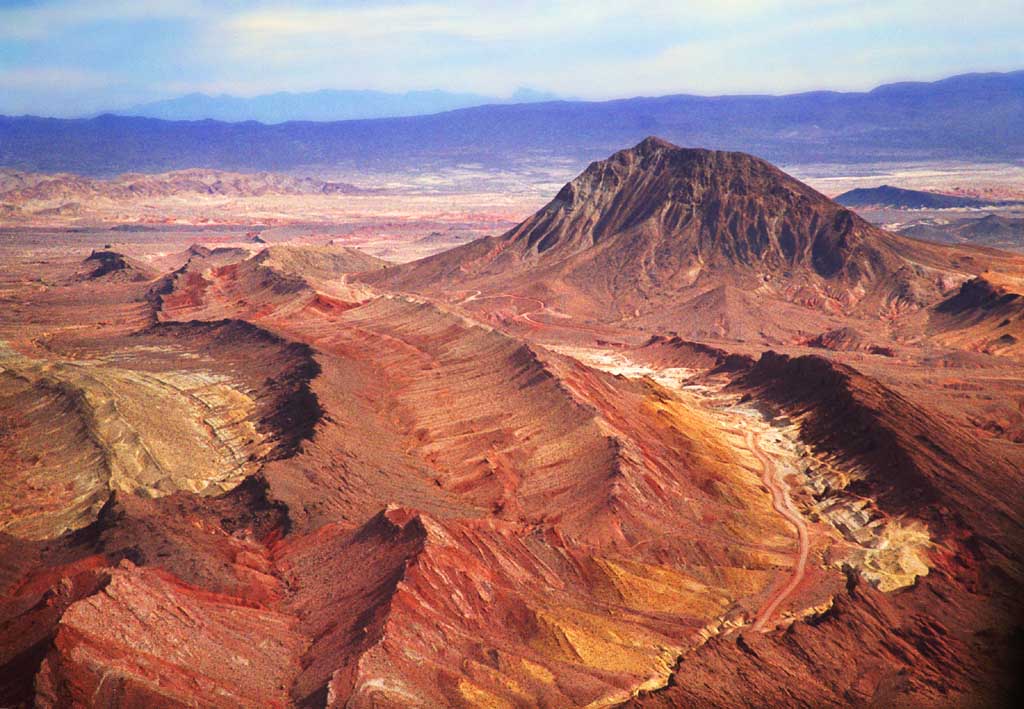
xmin=0 ymin=0 xmax=1021 ymax=113
xmin=219 ymin=1 xmax=628 ymax=49
xmin=0 ymin=0 xmax=206 ymax=39
xmin=0 ymin=66 xmax=109 ymax=89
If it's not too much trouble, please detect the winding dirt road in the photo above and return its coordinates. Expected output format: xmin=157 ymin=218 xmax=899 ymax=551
xmin=746 ymin=429 xmax=810 ymax=632
xmin=458 ymin=290 xmax=546 ymax=324
xmin=455 ymin=290 xmax=613 ymax=337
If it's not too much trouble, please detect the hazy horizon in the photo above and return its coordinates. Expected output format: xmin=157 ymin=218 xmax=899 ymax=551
xmin=1 ymin=0 xmax=1021 ymax=117
xmin=1 ymin=69 xmax=1021 ymax=122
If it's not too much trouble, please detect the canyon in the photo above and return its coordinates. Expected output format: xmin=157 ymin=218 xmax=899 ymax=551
xmin=1 ymin=138 xmax=1022 ymax=707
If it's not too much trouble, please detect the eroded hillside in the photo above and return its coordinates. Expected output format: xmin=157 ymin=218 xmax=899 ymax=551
xmin=1 ymin=141 xmax=1022 ymax=708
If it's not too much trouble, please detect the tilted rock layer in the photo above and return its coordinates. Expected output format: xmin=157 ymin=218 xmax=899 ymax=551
xmin=2 ymin=144 xmax=1023 ymax=708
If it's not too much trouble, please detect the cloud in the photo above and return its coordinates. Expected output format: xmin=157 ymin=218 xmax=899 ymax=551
xmin=0 ymin=0 xmax=206 ymax=39
xmin=0 ymin=0 xmax=1020 ymax=114
xmin=218 ymin=1 xmax=630 ymax=52
xmin=0 ymin=66 xmax=108 ymax=89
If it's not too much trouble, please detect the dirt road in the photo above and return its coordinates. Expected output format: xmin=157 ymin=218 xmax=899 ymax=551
xmin=747 ymin=429 xmax=810 ymax=632
xmin=456 ymin=290 xmax=615 ymax=336
xmin=458 ymin=290 xmax=546 ymax=325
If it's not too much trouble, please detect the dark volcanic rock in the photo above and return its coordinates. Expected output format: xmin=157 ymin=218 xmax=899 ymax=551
xmin=75 ymin=250 xmax=156 ymax=282
xmin=367 ymin=137 xmax=961 ymax=337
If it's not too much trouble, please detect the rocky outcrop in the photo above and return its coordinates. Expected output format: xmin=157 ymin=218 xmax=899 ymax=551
xmin=149 ymin=244 xmax=379 ymax=323
xmin=250 ymin=244 xmax=389 ymax=281
xmin=930 ymin=275 xmax=1024 ymax=356
xmin=36 ymin=562 xmax=305 ymax=708
xmin=0 ymin=320 xmax=320 ymax=541
xmin=805 ymin=327 xmax=895 ymax=356
xmin=735 ymin=352 xmax=1022 ymax=562
xmin=75 ymin=250 xmax=156 ymax=282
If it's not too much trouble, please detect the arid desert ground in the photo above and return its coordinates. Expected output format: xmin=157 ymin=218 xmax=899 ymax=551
xmin=1 ymin=136 xmax=1023 ymax=707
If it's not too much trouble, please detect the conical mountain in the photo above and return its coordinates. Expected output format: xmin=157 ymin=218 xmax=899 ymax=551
xmin=367 ymin=137 xmax=980 ymax=329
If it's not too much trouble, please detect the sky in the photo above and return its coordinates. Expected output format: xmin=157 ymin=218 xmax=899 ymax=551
xmin=0 ymin=0 xmax=1022 ymax=117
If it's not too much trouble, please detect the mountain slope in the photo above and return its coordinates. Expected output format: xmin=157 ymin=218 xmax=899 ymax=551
xmin=2 ymin=162 xmax=1023 ymax=706
xmin=366 ymin=138 xmax=978 ymax=333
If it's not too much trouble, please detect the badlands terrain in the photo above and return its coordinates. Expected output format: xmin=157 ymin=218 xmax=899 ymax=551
xmin=1 ymin=138 xmax=1023 ymax=707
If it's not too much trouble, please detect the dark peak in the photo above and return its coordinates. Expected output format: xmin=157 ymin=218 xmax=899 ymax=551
xmin=632 ymin=135 xmax=681 ymax=153
xmin=82 ymin=249 xmax=135 ymax=273
xmin=354 ymin=505 xmax=430 ymax=546
xmin=835 ymin=184 xmax=989 ymax=209
xmin=550 ymin=136 xmax=809 ymax=219
xmin=936 ymin=276 xmax=1020 ymax=315
xmin=85 ymin=248 xmax=125 ymax=262
xmin=499 ymin=137 xmax=904 ymax=284
xmin=78 ymin=249 xmax=154 ymax=282
xmin=615 ymin=136 xmax=758 ymax=169
xmin=382 ymin=504 xmax=425 ymax=530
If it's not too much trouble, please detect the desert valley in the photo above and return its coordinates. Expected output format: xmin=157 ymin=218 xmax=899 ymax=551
xmin=1 ymin=131 xmax=1023 ymax=706
xmin=1 ymin=4 xmax=1023 ymax=704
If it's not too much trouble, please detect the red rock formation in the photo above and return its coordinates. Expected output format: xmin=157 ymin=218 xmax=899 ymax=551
xmin=36 ymin=562 xmax=305 ymax=708
xmin=734 ymin=352 xmax=1022 ymax=550
xmin=1 ymin=138 xmax=1022 ymax=708
xmin=629 ymin=566 xmax=1021 ymax=708
xmin=276 ymin=507 xmax=699 ymax=707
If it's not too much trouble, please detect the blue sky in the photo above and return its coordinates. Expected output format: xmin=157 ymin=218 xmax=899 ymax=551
xmin=1 ymin=0 xmax=1022 ymax=116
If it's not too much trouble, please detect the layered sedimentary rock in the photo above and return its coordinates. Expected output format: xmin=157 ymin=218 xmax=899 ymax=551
xmin=2 ymin=138 xmax=1023 ymax=708
xmin=0 ymin=319 xmax=319 ymax=541
xmin=36 ymin=562 xmax=305 ymax=708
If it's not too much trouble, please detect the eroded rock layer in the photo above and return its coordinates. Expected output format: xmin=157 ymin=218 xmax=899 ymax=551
xmin=1 ymin=141 xmax=1022 ymax=708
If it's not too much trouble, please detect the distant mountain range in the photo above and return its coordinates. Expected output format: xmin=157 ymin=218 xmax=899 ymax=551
xmin=835 ymin=185 xmax=1019 ymax=210
xmin=105 ymin=88 xmax=561 ymax=123
xmin=1 ymin=71 xmax=1022 ymax=175
xmin=897 ymin=214 xmax=1024 ymax=251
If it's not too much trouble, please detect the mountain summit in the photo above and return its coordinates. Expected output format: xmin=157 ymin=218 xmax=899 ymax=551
xmin=501 ymin=136 xmax=897 ymax=281
xmin=368 ymin=137 xmax=963 ymax=335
